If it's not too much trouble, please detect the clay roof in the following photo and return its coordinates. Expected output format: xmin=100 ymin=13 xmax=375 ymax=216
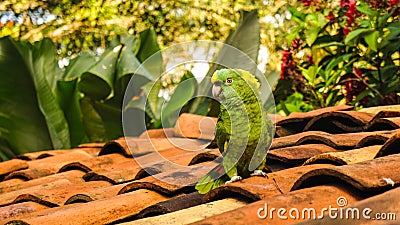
xmin=0 ymin=105 xmax=399 ymax=224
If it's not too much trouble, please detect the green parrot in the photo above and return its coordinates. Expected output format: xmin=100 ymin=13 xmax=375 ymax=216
xmin=195 ymin=69 xmax=273 ymax=194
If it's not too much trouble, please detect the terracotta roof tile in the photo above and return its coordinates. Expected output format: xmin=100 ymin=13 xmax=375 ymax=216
xmin=191 ymin=184 xmax=362 ymax=225
xmin=128 ymin=198 xmax=248 ymax=225
xmin=58 ymin=153 xmax=131 ymax=172
xmin=376 ymin=132 xmax=400 ymax=157
xmin=271 ymin=130 xmax=397 ymax=150
xmin=135 ymin=192 xmax=204 ymax=219
xmin=294 ymin=186 xmax=400 ymax=225
xmin=303 ymin=145 xmax=382 ymax=165
xmin=0 ymin=170 xmax=85 ymax=194
xmin=4 ymin=150 xmax=93 ymax=180
xmin=139 ymin=128 xmax=176 ymax=139
xmin=0 ymin=202 xmax=48 ymax=221
xmin=1 ymin=106 xmax=400 ymax=224
xmin=292 ymin=154 xmax=400 ymax=193
xmin=0 ymin=179 xmax=111 ymax=207
xmin=84 ymin=148 xmax=220 ymax=184
xmin=367 ymin=117 xmax=400 ymax=131
xmin=4 ymin=189 xmax=169 ymax=225
xmin=203 ymin=164 xmax=330 ymax=202
xmin=276 ymin=105 xmax=354 ymax=124
xmin=14 ymin=147 xmax=101 ymax=160
xmin=119 ymin=162 xmax=218 ymax=195
xmin=303 ymin=111 xmax=374 ymax=133
xmin=99 ymin=137 xmax=210 ymax=157
xmin=0 ymin=159 xmax=28 ymax=180
xmin=174 ymin=113 xmax=217 ymax=140
xmin=267 ymin=144 xmax=340 ymax=166
xmin=64 ymin=182 xmax=124 ymax=204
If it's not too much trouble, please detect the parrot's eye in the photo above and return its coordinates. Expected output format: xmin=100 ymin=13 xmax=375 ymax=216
xmin=226 ymin=78 xmax=233 ymax=84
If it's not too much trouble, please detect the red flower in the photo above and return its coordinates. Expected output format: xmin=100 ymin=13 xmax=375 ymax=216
xmin=343 ymin=27 xmax=351 ymax=36
xmin=325 ymin=11 xmax=335 ymax=21
xmin=346 ymin=0 xmax=357 ymax=15
xmin=388 ymin=0 xmax=399 ymax=5
xmin=306 ymin=55 xmax=314 ymax=65
xmin=291 ymin=38 xmax=303 ymax=50
xmin=301 ymin=0 xmax=312 ymax=6
xmin=354 ymin=67 xmax=363 ymax=77
xmin=280 ymin=50 xmax=293 ymax=79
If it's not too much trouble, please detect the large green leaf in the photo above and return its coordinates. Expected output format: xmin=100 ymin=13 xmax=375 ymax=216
xmin=63 ymin=52 xmax=96 ymax=80
xmin=0 ymin=37 xmax=70 ymax=157
xmin=57 ymin=52 xmax=97 ymax=147
xmin=78 ymin=44 xmax=122 ymax=100
xmin=345 ymin=28 xmax=374 ymax=44
xmin=137 ymin=28 xmax=163 ymax=79
xmin=161 ymin=72 xmax=198 ymax=127
xmin=80 ymin=97 xmax=107 ymax=142
xmin=192 ymin=10 xmax=261 ymax=114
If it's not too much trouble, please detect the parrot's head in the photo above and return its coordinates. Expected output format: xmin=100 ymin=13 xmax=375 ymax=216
xmin=211 ymin=69 xmax=260 ymax=101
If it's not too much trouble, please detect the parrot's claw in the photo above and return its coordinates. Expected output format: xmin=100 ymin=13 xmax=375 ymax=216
xmin=250 ymin=170 xmax=268 ymax=177
xmin=225 ymin=175 xmax=242 ymax=184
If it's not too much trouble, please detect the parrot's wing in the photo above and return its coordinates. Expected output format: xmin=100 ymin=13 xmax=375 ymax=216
xmin=215 ymin=119 xmax=229 ymax=155
xmin=195 ymin=160 xmax=228 ymax=194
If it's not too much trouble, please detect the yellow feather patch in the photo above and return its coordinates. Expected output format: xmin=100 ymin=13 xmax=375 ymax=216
xmin=236 ymin=69 xmax=260 ymax=89
xmin=211 ymin=72 xmax=218 ymax=84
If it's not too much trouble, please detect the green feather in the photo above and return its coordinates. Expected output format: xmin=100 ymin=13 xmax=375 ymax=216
xmin=195 ymin=69 xmax=273 ymax=194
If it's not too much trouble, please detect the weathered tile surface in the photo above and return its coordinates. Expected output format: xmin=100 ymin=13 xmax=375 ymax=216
xmin=1 ymin=106 xmax=400 ymax=225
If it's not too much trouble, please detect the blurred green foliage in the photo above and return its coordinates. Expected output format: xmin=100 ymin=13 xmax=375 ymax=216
xmin=0 ymin=0 xmax=293 ymax=71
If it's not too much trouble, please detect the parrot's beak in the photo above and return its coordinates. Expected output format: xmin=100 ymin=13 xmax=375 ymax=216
xmin=212 ymin=82 xmax=223 ymax=99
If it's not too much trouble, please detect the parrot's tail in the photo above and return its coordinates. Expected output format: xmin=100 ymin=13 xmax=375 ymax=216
xmin=195 ymin=164 xmax=228 ymax=194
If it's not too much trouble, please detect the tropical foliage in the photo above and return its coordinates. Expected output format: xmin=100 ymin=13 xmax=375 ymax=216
xmin=0 ymin=10 xmax=268 ymax=161
xmin=0 ymin=28 xmax=162 ymax=160
xmin=275 ymin=0 xmax=400 ymax=114
xmin=0 ymin=0 xmax=289 ymax=71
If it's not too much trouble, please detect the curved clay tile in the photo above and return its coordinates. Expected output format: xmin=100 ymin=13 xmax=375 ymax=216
xmin=0 ymin=159 xmax=28 ymax=180
xmin=191 ymin=185 xmax=362 ymax=225
xmin=5 ymin=189 xmax=169 ymax=225
xmin=303 ymin=111 xmax=374 ymax=133
xmin=0 ymin=179 xmax=111 ymax=207
xmin=203 ymin=164 xmax=330 ymax=202
xmin=267 ymin=144 xmax=340 ymax=166
xmin=292 ymin=154 xmax=400 ymax=193
xmin=119 ymin=162 xmax=218 ymax=195
xmin=0 ymin=170 xmax=85 ymax=194
xmin=100 ymin=137 xmax=210 ymax=157
xmin=366 ymin=117 xmax=400 ymax=131
xmin=0 ymin=202 xmax=48 ymax=221
xmin=173 ymin=113 xmax=217 ymax=140
xmin=64 ymin=184 xmax=124 ymax=205
xmin=296 ymin=185 xmax=400 ymax=225
xmin=5 ymin=151 xmax=93 ymax=181
xmin=303 ymin=145 xmax=382 ymax=166
xmin=139 ymin=128 xmax=176 ymax=139
xmin=135 ymin=192 xmax=204 ymax=219
xmin=375 ymin=132 xmax=400 ymax=158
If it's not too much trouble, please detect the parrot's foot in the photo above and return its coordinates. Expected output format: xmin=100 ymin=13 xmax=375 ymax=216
xmin=225 ymin=175 xmax=242 ymax=184
xmin=250 ymin=170 xmax=268 ymax=177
